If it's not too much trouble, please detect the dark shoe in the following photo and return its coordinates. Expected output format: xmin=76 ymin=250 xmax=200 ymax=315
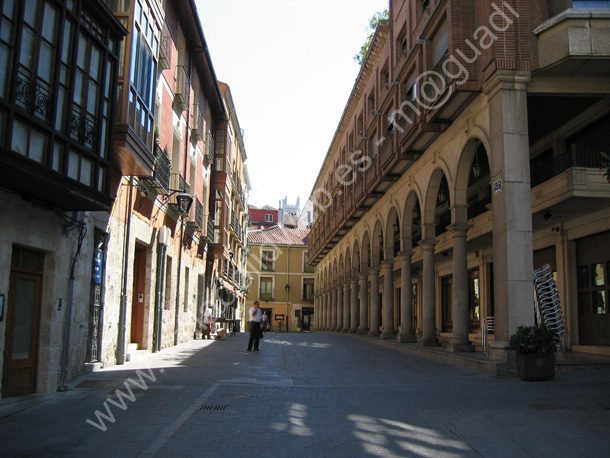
xmin=254 ymin=348 xmax=259 ymax=351
xmin=247 ymin=348 xmax=251 ymax=351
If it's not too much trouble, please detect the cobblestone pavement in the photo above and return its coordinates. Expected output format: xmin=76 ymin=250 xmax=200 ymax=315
xmin=1 ymin=332 xmax=610 ymax=457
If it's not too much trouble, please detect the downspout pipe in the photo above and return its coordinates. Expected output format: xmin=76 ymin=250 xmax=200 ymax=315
xmin=117 ymin=176 xmax=134 ymax=364
xmin=175 ymin=63 xmax=192 ymax=346
xmin=58 ymin=213 xmax=86 ymax=391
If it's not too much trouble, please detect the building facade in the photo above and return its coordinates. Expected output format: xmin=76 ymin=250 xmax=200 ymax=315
xmin=248 ymin=205 xmax=278 ymax=229
xmin=308 ymin=0 xmax=610 ymax=365
xmin=246 ymin=227 xmax=314 ymax=332
xmin=0 ymin=0 xmax=247 ymax=398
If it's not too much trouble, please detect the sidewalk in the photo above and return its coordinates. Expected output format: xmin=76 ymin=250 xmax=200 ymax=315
xmin=1 ymin=331 xmax=610 ymax=457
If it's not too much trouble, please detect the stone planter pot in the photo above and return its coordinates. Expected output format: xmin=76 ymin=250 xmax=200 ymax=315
xmin=516 ymin=352 xmax=555 ymax=381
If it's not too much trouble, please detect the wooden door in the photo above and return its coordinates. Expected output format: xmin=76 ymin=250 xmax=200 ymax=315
xmin=2 ymin=249 xmax=44 ymax=397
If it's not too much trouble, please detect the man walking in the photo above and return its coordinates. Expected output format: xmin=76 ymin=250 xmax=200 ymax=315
xmin=247 ymin=301 xmax=263 ymax=352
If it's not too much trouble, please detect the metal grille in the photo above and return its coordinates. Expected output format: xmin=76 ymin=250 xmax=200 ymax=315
xmin=200 ymin=405 xmax=228 ymax=411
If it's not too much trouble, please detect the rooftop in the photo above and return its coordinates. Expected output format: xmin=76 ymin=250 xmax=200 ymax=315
xmin=247 ymin=226 xmax=309 ymax=246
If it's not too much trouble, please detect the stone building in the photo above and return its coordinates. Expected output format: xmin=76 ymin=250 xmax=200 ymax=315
xmin=308 ymin=0 xmax=610 ymax=365
xmin=0 ymin=0 xmax=247 ymax=397
xmin=0 ymin=0 xmax=127 ymax=397
xmin=246 ymin=227 xmax=314 ymax=332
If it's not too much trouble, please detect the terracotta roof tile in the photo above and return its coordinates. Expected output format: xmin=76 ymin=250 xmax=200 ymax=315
xmin=247 ymin=226 xmax=309 ymax=246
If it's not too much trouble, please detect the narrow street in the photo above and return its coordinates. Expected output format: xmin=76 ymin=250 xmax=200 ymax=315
xmin=1 ymin=332 xmax=609 ymax=457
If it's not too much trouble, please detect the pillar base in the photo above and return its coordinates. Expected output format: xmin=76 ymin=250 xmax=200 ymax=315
xmin=368 ymin=330 xmax=380 ymax=337
xmin=447 ymin=342 xmax=474 ymax=352
xmin=357 ymin=328 xmax=368 ymax=335
xmin=421 ymin=338 xmax=441 ymax=347
xmin=341 ymin=327 xmax=350 ymax=333
xmin=349 ymin=327 xmax=358 ymax=333
xmin=381 ymin=332 xmax=395 ymax=340
xmin=397 ymin=333 xmax=417 ymax=343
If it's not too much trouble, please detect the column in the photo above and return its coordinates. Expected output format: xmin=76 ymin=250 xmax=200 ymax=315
xmin=420 ymin=238 xmax=439 ymax=346
xmin=336 ymin=281 xmax=343 ymax=332
xmin=358 ymin=273 xmax=368 ymax=334
xmin=398 ymin=252 xmax=416 ymax=342
xmin=448 ymin=224 xmax=473 ymax=352
xmin=342 ymin=282 xmax=350 ymax=332
xmin=484 ymin=71 xmax=534 ymax=361
xmin=350 ymin=275 xmax=359 ymax=333
xmin=325 ymin=290 xmax=331 ymax=331
xmin=331 ymin=285 xmax=337 ymax=331
xmin=381 ymin=260 xmax=394 ymax=339
xmin=368 ymin=267 xmax=381 ymax=337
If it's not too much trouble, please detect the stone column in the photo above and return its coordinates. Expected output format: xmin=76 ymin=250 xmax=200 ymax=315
xmin=381 ymin=260 xmax=394 ymax=339
xmin=420 ymin=238 xmax=439 ymax=346
xmin=484 ymin=70 xmax=534 ymax=361
xmin=325 ymin=290 xmax=331 ymax=331
xmin=358 ymin=273 xmax=368 ymax=334
xmin=336 ymin=280 xmax=343 ymax=332
xmin=398 ymin=252 xmax=416 ymax=342
xmin=448 ymin=224 xmax=473 ymax=352
xmin=350 ymin=275 xmax=359 ymax=333
xmin=342 ymin=282 xmax=350 ymax=332
xmin=368 ymin=267 xmax=381 ymax=337
xmin=329 ymin=282 xmax=337 ymax=331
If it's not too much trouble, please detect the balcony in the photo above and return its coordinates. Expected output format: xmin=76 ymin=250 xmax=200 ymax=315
xmin=175 ymin=65 xmax=190 ymax=112
xmin=535 ymin=9 xmax=610 ymax=75
xmin=191 ymin=104 xmax=204 ymax=141
xmin=140 ymin=143 xmax=170 ymax=194
xmin=531 ymin=145 xmax=610 ymax=214
xmin=166 ymin=173 xmax=191 ymax=218
xmin=158 ymin=21 xmax=172 ymax=71
xmin=186 ymin=197 xmax=204 ymax=232
xmin=206 ymin=214 xmax=215 ymax=244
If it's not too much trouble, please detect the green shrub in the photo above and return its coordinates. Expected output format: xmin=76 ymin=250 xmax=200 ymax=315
xmin=509 ymin=325 xmax=557 ymax=355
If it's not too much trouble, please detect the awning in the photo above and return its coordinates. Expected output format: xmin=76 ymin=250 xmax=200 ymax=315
xmin=221 ymin=280 xmax=244 ymax=299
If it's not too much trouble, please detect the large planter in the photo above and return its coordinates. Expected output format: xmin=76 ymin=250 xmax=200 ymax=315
xmin=516 ymin=352 xmax=555 ymax=381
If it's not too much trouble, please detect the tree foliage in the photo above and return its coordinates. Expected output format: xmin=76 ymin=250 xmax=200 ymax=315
xmin=354 ymin=8 xmax=390 ymax=66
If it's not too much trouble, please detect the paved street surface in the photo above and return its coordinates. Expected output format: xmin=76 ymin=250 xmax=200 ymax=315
xmin=1 ymin=331 xmax=609 ymax=457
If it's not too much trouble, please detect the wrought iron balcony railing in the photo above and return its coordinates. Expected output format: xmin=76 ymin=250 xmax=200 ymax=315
xmin=141 ymin=143 xmax=171 ymax=194
xmin=158 ymin=21 xmax=172 ymax=70
xmin=175 ymin=65 xmax=190 ymax=112
xmin=191 ymin=104 xmax=204 ymax=141
xmin=186 ymin=197 xmax=204 ymax=231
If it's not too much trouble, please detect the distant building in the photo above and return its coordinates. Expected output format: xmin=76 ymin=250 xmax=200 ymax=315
xmin=249 ymin=205 xmax=278 ymax=229
xmin=246 ymin=227 xmax=314 ymax=332
xmin=278 ymin=196 xmax=300 ymax=228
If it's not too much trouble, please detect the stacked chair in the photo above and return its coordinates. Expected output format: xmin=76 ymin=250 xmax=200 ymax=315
xmin=483 ymin=316 xmax=495 ymax=356
xmin=533 ymin=264 xmax=566 ymax=359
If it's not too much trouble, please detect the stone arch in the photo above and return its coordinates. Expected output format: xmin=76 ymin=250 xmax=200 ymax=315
xmin=372 ymin=219 xmax=384 ymax=268
xmin=424 ymin=167 xmax=452 ymax=238
xmin=361 ymin=231 xmax=371 ymax=272
xmin=402 ymin=190 xmax=422 ymax=252
xmin=352 ymin=239 xmax=361 ymax=277
xmin=384 ymin=206 xmax=401 ymax=260
xmin=455 ymin=136 xmax=492 ymax=225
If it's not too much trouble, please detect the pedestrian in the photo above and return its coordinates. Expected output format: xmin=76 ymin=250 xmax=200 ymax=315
xmin=247 ymin=301 xmax=263 ymax=352
xmin=262 ymin=310 xmax=269 ymax=333
xmin=203 ymin=305 xmax=213 ymax=340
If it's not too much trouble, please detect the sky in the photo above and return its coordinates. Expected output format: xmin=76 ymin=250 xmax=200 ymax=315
xmin=194 ymin=0 xmax=390 ymax=210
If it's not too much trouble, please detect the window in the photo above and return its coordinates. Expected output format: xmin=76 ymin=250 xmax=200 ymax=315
xmin=260 ymin=277 xmax=273 ymax=300
xmin=578 ymin=263 xmax=608 ymax=315
xmin=303 ymin=278 xmax=314 ymax=301
xmin=573 ymin=1 xmax=610 ymax=7
xmin=128 ymin=0 xmax=158 ymax=149
xmin=262 ymin=250 xmax=275 ymax=271
xmin=265 ymin=214 xmax=273 ymax=223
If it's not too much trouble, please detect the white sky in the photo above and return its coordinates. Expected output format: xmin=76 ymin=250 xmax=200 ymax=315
xmin=195 ymin=0 xmax=389 ymax=210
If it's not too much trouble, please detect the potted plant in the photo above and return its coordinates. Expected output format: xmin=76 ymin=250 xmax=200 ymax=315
xmin=509 ymin=325 xmax=557 ymax=381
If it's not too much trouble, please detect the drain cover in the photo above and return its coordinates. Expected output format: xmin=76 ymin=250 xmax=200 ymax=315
xmin=200 ymin=405 xmax=229 ymax=411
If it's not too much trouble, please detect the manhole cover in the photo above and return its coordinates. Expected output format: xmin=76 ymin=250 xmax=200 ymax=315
xmin=200 ymin=405 xmax=229 ymax=411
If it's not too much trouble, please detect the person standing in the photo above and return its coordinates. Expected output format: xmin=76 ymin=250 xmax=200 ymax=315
xmin=247 ymin=301 xmax=263 ymax=351
xmin=203 ymin=305 xmax=213 ymax=339
xmin=262 ymin=310 xmax=269 ymax=333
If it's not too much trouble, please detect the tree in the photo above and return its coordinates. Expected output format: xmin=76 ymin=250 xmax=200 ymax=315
xmin=354 ymin=8 xmax=390 ymax=66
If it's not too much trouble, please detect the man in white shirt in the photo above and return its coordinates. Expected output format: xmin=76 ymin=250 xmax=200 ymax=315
xmin=247 ymin=301 xmax=263 ymax=351
xmin=203 ymin=305 xmax=213 ymax=339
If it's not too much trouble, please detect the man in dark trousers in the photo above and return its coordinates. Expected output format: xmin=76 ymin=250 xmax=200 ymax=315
xmin=247 ymin=301 xmax=263 ymax=351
